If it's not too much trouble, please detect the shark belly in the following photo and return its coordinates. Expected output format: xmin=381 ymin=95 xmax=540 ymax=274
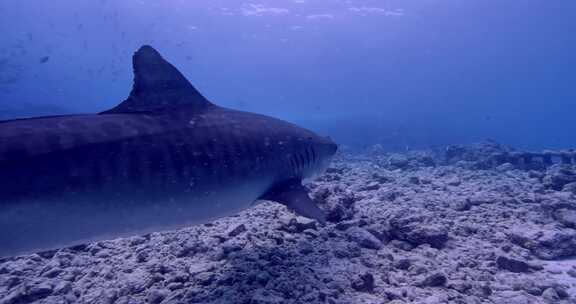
xmin=0 ymin=175 xmax=272 ymax=258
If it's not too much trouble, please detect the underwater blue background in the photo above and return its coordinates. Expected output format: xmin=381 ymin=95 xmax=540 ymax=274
xmin=0 ymin=0 xmax=575 ymax=150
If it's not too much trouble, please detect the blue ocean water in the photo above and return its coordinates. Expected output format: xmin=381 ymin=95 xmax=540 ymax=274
xmin=0 ymin=0 xmax=574 ymax=150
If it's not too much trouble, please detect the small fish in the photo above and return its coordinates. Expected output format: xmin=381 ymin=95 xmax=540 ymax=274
xmin=39 ymin=56 xmax=50 ymax=64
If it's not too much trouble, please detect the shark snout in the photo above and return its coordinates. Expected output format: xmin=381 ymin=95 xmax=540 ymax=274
xmin=306 ymin=135 xmax=337 ymax=176
xmin=317 ymin=135 xmax=337 ymax=157
xmin=325 ymin=136 xmax=338 ymax=155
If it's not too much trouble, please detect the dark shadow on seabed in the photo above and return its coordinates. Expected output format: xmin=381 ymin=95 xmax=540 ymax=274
xmin=154 ymin=212 xmax=343 ymax=304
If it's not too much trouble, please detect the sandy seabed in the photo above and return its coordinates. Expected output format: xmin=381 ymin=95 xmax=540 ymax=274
xmin=1 ymin=141 xmax=576 ymax=304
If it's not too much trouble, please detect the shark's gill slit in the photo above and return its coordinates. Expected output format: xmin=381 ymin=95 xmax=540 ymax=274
xmin=292 ymin=155 xmax=299 ymax=172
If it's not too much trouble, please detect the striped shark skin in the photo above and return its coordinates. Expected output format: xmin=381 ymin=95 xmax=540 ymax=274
xmin=0 ymin=46 xmax=337 ymax=257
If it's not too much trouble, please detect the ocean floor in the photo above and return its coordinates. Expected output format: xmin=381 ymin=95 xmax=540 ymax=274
xmin=1 ymin=141 xmax=576 ymax=304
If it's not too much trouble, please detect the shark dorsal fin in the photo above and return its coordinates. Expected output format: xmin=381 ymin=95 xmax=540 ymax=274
xmin=101 ymin=45 xmax=213 ymax=114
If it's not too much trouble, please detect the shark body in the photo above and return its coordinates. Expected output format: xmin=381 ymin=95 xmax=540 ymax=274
xmin=0 ymin=46 xmax=337 ymax=257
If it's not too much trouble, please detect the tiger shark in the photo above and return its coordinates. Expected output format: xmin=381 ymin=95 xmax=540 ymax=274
xmin=0 ymin=46 xmax=337 ymax=257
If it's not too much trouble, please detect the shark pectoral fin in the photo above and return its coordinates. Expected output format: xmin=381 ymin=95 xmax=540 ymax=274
xmin=261 ymin=180 xmax=327 ymax=225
